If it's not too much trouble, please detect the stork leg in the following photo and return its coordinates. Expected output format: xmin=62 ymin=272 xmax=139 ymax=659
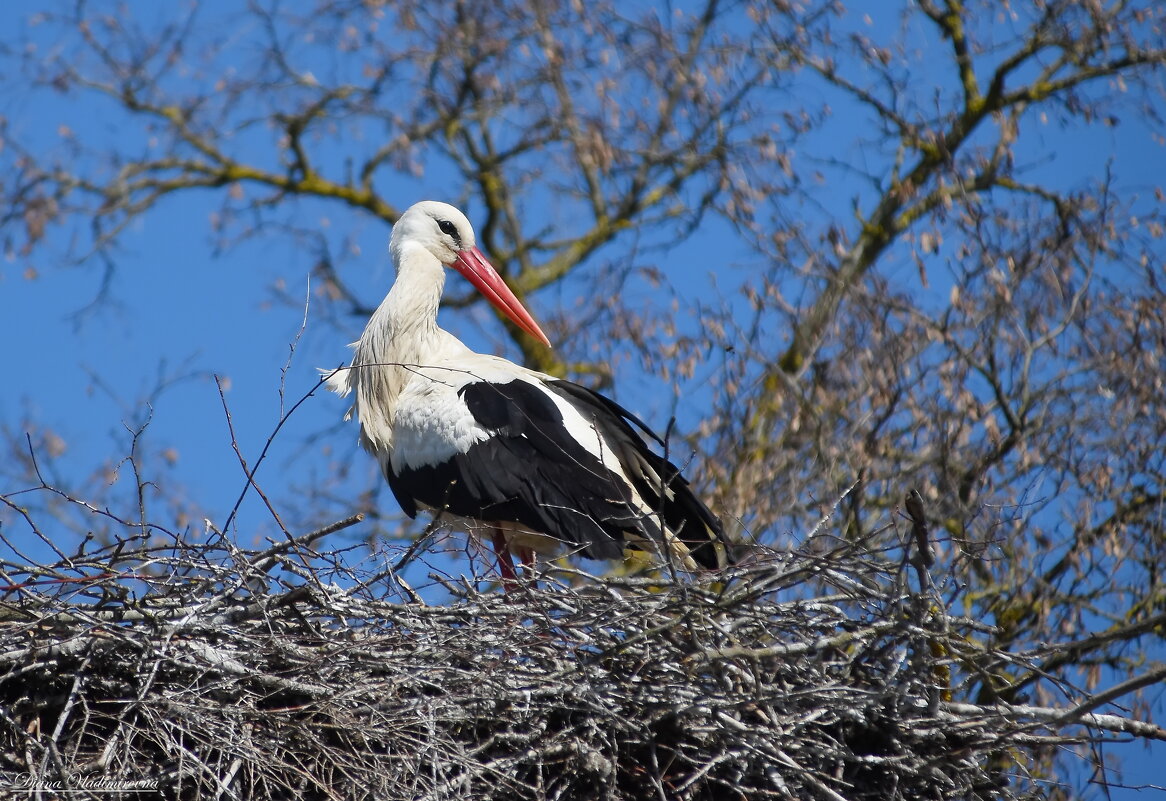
xmin=516 ymin=547 xmax=535 ymax=576
xmin=490 ymin=526 xmax=519 ymax=592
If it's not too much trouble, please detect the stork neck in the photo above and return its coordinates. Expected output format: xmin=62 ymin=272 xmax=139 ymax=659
xmin=379 ymin=244 xmax=447 ymax=354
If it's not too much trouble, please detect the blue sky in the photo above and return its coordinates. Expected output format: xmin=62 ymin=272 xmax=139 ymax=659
xmin=1 ymin=2 xmax=1164 ymax=794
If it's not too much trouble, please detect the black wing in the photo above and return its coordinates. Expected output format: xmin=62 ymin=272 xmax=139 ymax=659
xmin=385 ymin=379 xmax=637 ymax=560
xmin=386 ymin=377 xmax=728 ymax=568
xmin=546 ymin=380 xmax=728 ymax=569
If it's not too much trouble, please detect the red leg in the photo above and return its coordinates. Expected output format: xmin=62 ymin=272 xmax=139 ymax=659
xmin=516 ymin=547 xmax=535 ymax=575
xmin=490 ymin=527 xmax=519 ymax=592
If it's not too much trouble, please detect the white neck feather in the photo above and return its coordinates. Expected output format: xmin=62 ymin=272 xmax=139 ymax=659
xmin=380 ymin=243 xmax=446 ymax=351
xmin=350 ymin=244 xmax=448 ymax=455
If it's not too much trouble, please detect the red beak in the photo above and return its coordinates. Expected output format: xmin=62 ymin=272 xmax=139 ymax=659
xmin=453 ymin=246 xmax=552 ymax=348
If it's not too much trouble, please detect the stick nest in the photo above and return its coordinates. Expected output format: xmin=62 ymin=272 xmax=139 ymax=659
xmin=0 ymin=522 xmax=1159 ymax=800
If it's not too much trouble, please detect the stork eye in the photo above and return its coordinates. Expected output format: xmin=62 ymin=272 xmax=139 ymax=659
xmin=437 ymin=219 xmax=458 ymax=237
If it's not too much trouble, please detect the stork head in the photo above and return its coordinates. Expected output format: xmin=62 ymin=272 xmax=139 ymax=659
xmin=389 ymin=201 xmax=475 ymax=267
xmin=391 ymin=201 xmax=551 ymax=347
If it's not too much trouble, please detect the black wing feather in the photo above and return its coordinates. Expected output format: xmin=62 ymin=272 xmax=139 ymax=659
xmin=385 ymin=378 xmax=728 ymax=568
xmin=545 ymin=380 xmax=727 ymax=568
xmin=386 ymin=380 xmax=633 ymax=559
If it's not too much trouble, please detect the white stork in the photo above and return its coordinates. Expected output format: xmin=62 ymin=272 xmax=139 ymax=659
xmin=324 ymin=201 xmax=730 ymax=583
